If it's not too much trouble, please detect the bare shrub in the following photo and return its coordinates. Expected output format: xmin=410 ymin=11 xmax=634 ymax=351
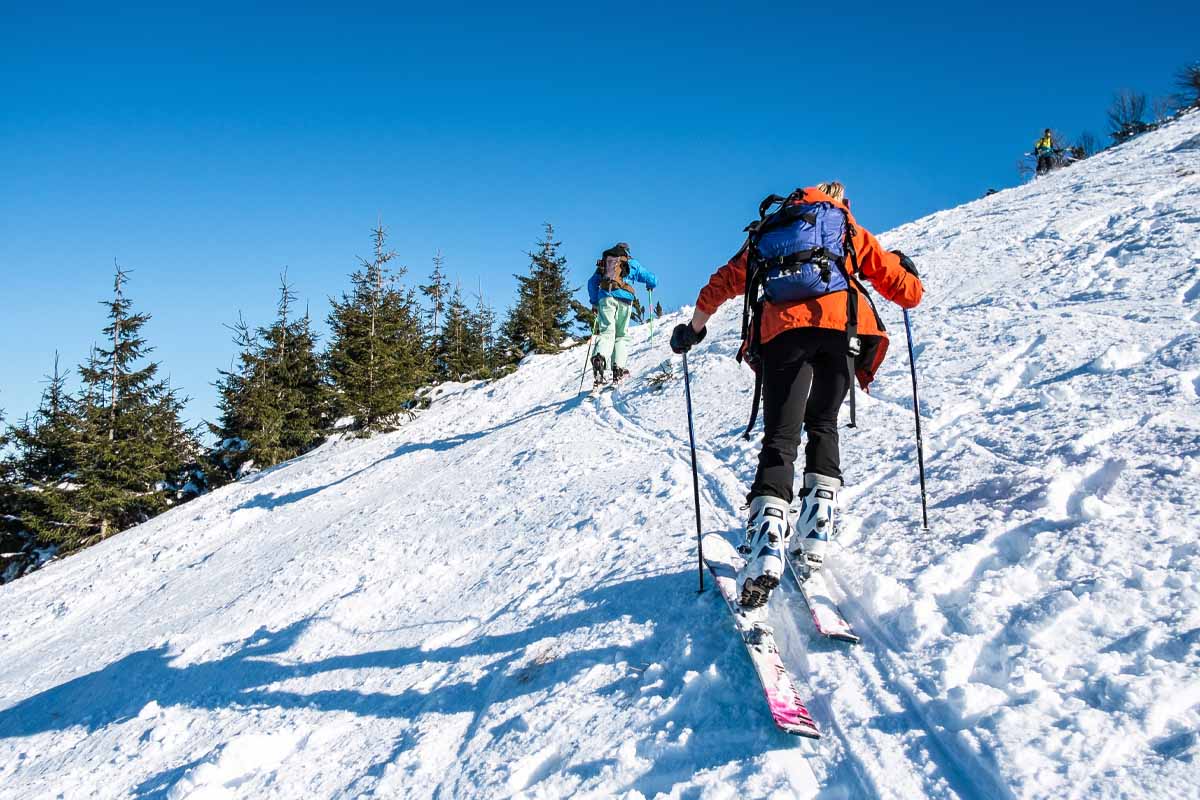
xmin=1076 ymin=131 xmax=1099 ymax=158
xmin=1177 ymin=62 xmax=1200 ymax=109
xmin=1108 ymin=90 xmax=1149 ymax=143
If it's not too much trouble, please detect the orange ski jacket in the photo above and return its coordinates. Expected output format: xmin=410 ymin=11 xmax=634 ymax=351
xmin=694 ymin=187 xmax=924 ymax=388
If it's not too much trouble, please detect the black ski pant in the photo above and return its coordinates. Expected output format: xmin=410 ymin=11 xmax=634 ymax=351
xmin=1036 ymin=154 xmax=1053 ymax=175
xmin=749 ymin=327 xmax=850 ymax=504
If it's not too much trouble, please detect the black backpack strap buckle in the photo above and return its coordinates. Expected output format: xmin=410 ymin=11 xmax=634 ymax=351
xmin=757 ymin=194 xmax=787 ymax=219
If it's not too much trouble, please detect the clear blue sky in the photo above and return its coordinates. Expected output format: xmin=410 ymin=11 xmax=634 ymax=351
xmin=2 ymin=2 xmax=1195 ymax=432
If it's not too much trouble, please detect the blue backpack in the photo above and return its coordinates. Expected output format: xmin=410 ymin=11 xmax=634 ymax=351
xmin=737 ymin=189 xmax=876 ymax=436
xmin=754 ymin=200 xmax=850 ymax=302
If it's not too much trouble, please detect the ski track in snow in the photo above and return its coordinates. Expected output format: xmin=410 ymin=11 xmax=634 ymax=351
xmin=3 ymin=112 xmax=1200 ymax=799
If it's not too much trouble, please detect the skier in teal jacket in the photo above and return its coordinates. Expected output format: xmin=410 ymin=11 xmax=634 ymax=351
xmin=587 ymin=243 xmax=657 ymax=388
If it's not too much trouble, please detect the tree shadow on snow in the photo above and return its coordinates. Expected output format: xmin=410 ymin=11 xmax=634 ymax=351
xmin=0 ymin=566 xmax=786 ymax=797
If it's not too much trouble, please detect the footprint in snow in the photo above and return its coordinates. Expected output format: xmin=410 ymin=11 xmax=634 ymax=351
xmin=1089 ymin=344 xmax=1149 ymax=373
xmin=1182 ymin=277 xmax=1200 ymax=306
xmin=1044 ymin=457 xmax=1127 ymax=521
xmin=167 ymin=730 xmax=305 ymax=800
xmin=506 ymin=744 xmax=564 ymax=793
xmin=421 ymin=617 xmax=482 ymax=652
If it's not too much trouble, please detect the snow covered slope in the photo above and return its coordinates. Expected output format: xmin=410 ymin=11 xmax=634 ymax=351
xmin=2 ymin=113 xmax=1199 ymax=800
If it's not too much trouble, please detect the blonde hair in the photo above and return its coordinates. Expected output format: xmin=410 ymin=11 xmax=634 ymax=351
xmin=816 ymin=181 xmax=845 ymax=202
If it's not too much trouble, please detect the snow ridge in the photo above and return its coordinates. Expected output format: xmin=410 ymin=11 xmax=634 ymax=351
xmin=2 ymin=113 xmax=1199 ymax=799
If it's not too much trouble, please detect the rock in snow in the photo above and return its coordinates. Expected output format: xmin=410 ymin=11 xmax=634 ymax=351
xmin=2 ymin=112 xmax=1199 ymax=799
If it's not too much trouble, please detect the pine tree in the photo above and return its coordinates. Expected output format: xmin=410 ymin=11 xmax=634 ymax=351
xmin=0 ymin=408 xmax=11 ymax=510
xmin=0 ymin=407 xmax=33 ymax=582
xmin=264 ymin=292 xmax=327 ymax=462
xmin=469 ymin=285 xmax=498 ymax=379
xmin=439 ymin=283 xmax=473 ymax=380
xmin=570 ymin=299 xmax=595 ymax=333
xmin=399 ymin=284 xmax=430 ymax=389
xmin=421 ymin=250 xmax=450 ymax=371
xmin=211 ymin=273 xmax=329 ymax=476
xmin=500 ymin=223 xmax=577 ymax=362
xmin=209 ymin=314 xmax=260 ymax=481
xmin=326 ymin=224 xmax=426 ymax=432
xmin=71 ymin=264 xmax=197 ymax=545
xmin=5 ymin=356 xmax=80 ymax=549
xmin=9 ymin=356 xmax=77 ymax=497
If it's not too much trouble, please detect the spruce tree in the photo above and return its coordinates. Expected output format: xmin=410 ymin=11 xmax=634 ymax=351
xmin=0 ymin=408 xmax=32 ymax=582
xmin=211 ymin=273 xmax=329 ymax=475
xmin=71 ymin=264 xmax=197 ymax=545
xmin=469 ymin=286 xmax=498 ymax=379
xmin=326 ymin=225 xmax=426 ymax=432
xmin=0 ymin=408 xmax=11 ymax=510
xmin=500 ymin=223 xmax=577 ymax=361
xmin=5 ymin=355 xmax=80 ymax=547
xmin=209 ymin=314 xmax=260 ymax=481
xmin=264 ymin=293 xmax=327 ymax=462
xmin=9 ymin=357 xmax=76 ymax=496
xmin=420 ymin=250 xmax=450 ymax=373
xmin=400 ymin=284 xmax=431 ymax=389
xmin=571 ymin=299 xmax=596 ymax=333
xmin=439 ymin=283 xmax=472 ymax=381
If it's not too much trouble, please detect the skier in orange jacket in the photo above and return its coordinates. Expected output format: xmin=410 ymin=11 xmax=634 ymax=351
xmin=671 ymin=181 xmax=924 ymax=607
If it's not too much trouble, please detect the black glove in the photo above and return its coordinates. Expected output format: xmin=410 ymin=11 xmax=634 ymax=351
xmin=670 ymin=323 xmax=707 ymax=354
xmin=890 ymin=249 xmax=920 ymax=278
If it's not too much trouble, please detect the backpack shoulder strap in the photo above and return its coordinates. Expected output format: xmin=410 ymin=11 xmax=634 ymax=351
xmin=739 ymin=234 xmax=768 ymax=440
xmin=836 ymin=216 xmax=886 ymax=428
xmin=738 ymin=187 xmax=808 ymax=439
xmin=838 ymin=217 xmax=862 ymax=428
xmin=758 ymin=193 xmax=787 ymax=219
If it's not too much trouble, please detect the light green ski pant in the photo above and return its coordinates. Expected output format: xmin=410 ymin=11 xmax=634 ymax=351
xmin=593 ymin=297 xmax=632 ymax=370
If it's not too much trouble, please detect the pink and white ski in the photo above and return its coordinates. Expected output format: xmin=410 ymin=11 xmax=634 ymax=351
xmin=786 ymin=553 xmax=860 ymax=644
xmin=703 ymin=532 xmax=821 ymax=738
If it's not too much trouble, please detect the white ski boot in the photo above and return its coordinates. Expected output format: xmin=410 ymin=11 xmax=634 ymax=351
xmin=790 ymin=473 xmax=839 ymax=571
xmin=738 ymin=495 xmax=789 ymax=608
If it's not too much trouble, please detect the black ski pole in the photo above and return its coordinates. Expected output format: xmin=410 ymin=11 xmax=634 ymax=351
xmin=577 ymin=317 xmax=599 ymax=393
xmin=903 ymin=309 xmax=930 ymax=531
xmin=682 ymin=351 xmax=705 ymax=592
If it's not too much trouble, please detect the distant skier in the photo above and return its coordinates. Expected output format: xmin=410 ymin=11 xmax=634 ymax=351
xmin=1035 ymin=129 xmax=1055 ymax=176
xmin=587 ymin=243 xmax=657 ymax=389
xmin=670 ymin=182 xmax=924 ymax=608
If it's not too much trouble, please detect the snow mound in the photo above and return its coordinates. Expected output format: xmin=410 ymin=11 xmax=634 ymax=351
xmin=2 ymin=112 xmax=1200 ymax=799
